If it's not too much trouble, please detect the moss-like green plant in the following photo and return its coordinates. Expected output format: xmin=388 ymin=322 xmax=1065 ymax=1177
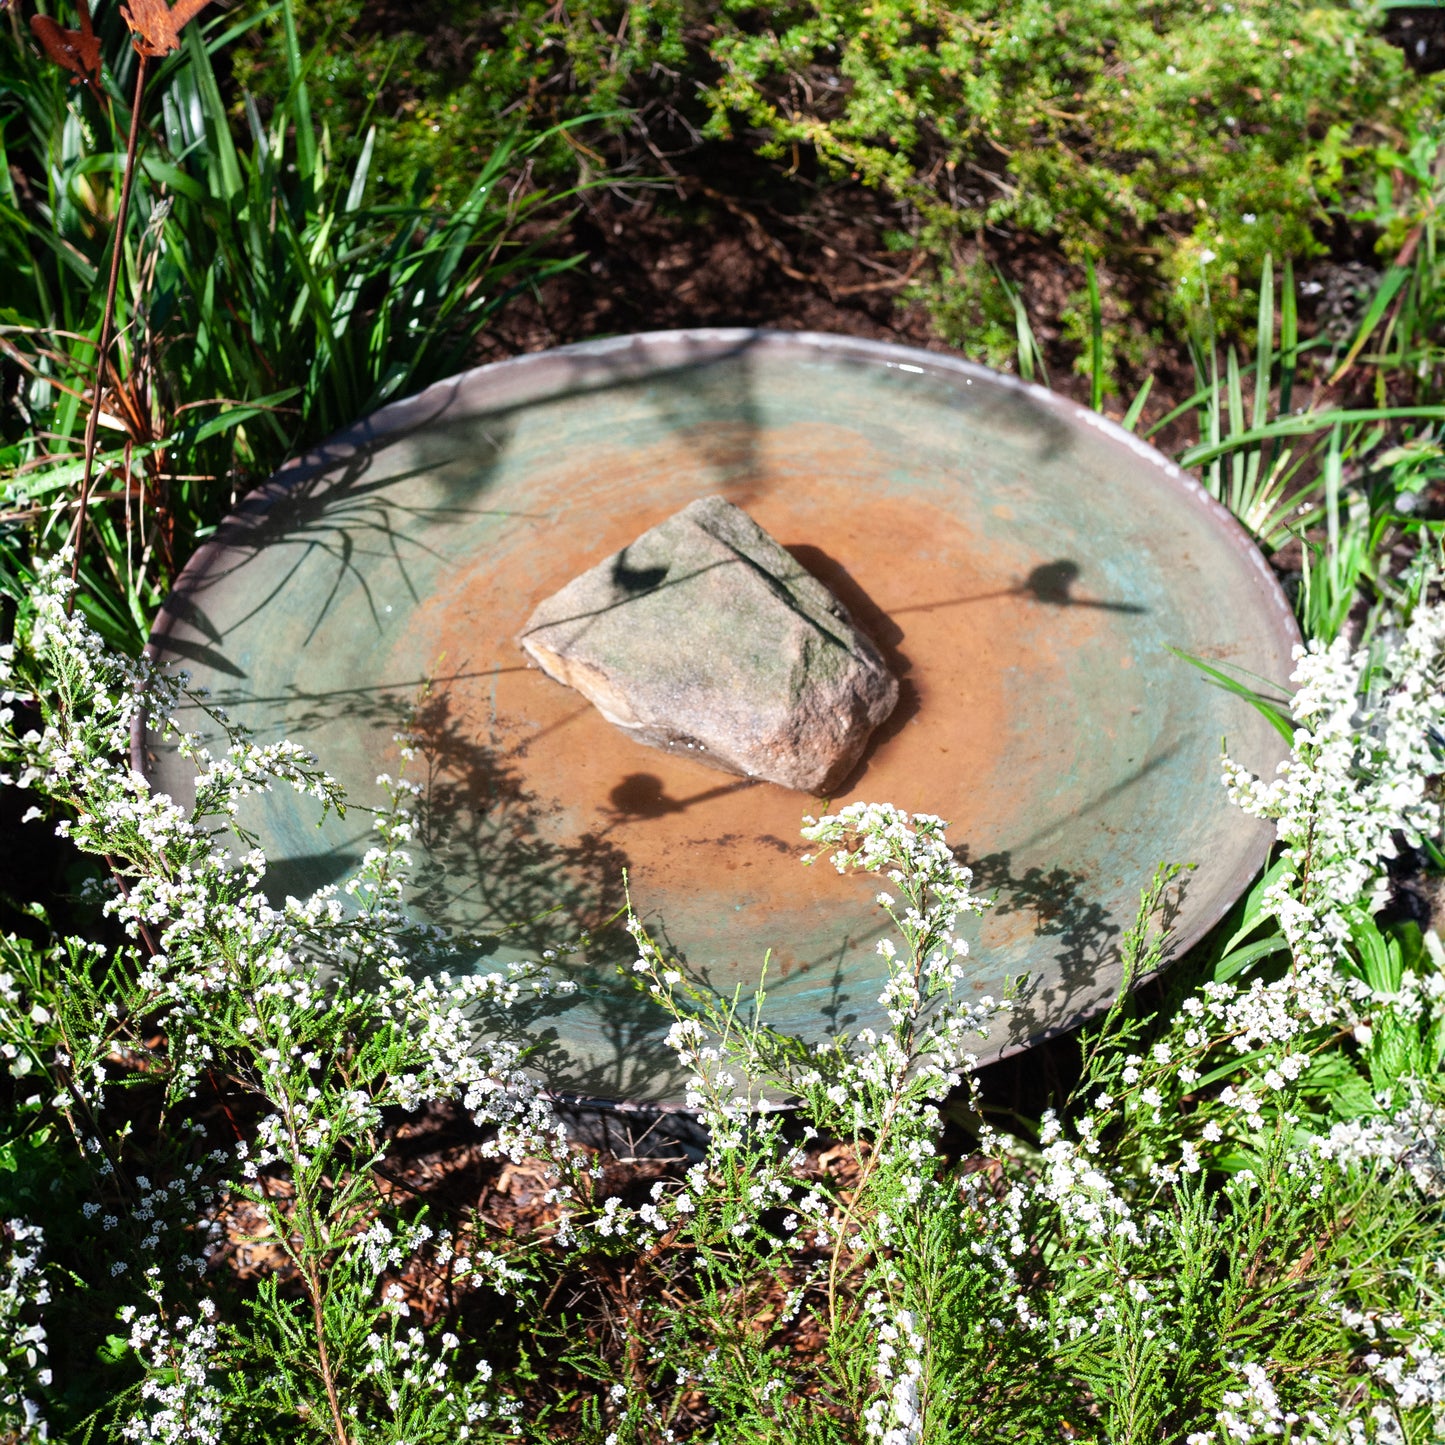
xmin=230 ymin=0 xmax=1443 ymax=369
xmin=702 ymin=0 xmax=1439 ymax=337
xmin=229 ymin=0 xmax=689 ymax=206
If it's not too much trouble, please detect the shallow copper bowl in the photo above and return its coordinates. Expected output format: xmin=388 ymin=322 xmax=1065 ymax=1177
xmin=139 ymin=330 xmax=1298 ymax=1100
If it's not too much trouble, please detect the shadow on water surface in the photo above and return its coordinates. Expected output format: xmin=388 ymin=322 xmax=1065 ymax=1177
xmin=157 ymin=331 xmax=1092 ymax=679
xmin=886 ymin=558 xmax=1147 ymax=618
xmin=160 ymin=336 xmax=775 ymax=660
xmin=954 ymin=845 xmax=1121 ymax=1050
xmin=251 ymin=672 xmax=691 ymax=1098
xmin=953 ymin=842 xmax=1191 ymax=1051
xmin=404 ymin=686 xmax=630 ymax=953
xmin=177 ymin=690 xmax=1167 ymax=1103
xmin=604 ymin=772 xmax=761 ymax=825
xmin=785 ymin=545 xmax=1146 ymax=797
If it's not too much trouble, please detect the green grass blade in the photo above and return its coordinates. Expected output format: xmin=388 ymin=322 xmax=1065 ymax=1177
xmin=183 ymin=24 xmax=243 ymax=203
xmin=1180 ymin=406 xmax=1445 ymax=469
xmin=1328 ymin=265 xmax=1411 ymax=386
xmin=281 ymin=0 xmax=318 ymax=185
xmin=1121 ymin=374 xmax=1153 ymax=433
xmin=1253 ymin=255 xmax=1274 ymax=433
xmin=1167 ymin=647 xmax=1295 ymax=743
xmin=993 ymin=263 xmax=1046 ymax=386
xmin=1206 ymin=326 xmax=1222 ymax=500
xmin=1279 ymin=258 xmax=1298 ymax=420
xmin=1226 ymin=343 xmax=1246 ymax=515
xmin=345 ymin=128 xmax=376 ymax=214
xmin=1086 ymin=257 xmax=1104 ymax=412
xmin=1214 ymin=935 xmax=1290 ymax=983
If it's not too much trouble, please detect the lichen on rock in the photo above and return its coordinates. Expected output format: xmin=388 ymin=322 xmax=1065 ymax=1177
xmin=518 ymin=495 xmax=899 ymax=793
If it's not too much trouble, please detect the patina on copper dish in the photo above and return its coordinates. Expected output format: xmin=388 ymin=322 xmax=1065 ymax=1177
xmin=136 ymin=330 xmax=1299 ymax=1101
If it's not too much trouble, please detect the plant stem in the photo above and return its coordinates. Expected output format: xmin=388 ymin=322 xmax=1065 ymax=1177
xmin=279 ymin=1094 xmax=351 ymax=1444
xmin=308 ymin=1258 xmax=350 ymax=1445
xmin=69 ymin=51 xmax=149 ymax=613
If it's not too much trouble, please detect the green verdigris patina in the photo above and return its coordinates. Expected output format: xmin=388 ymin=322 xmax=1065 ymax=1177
xmin=138 ymin=330 xmax=1300 ymax=1101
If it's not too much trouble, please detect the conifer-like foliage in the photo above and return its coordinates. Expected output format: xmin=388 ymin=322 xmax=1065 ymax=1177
xmin=233 ymin=0 xmax=1441 ymax=353
xmin=1 ymin=562 xmax=1444 ymax=1440
xmin=705 ymin=0 xmax=1433 ymax=330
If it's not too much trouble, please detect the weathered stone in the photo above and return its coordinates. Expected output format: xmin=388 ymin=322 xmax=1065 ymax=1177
xmin=518 ymin=496 xmax=899 ymax=793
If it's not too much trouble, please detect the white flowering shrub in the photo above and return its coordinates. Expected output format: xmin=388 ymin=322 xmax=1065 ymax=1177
xmin=1207 ymin=605 xmax=1445 ymax=1130
xmin=0 ymin=560 xmax=575 ymax=1441
xmin=614 ymin=803 xmax=1013 ymax=1442
xmin=1 ymin=558 xmax=1443 ymax=1443
xmin=1225 ymin=605 xmax=1445 ymax=965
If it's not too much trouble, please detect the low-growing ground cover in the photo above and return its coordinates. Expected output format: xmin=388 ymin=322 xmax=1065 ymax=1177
xmin=2 ymin=2 xmax=1445 ymax=1442
xmin=234 ymin=0 xmax=1445 ymax=380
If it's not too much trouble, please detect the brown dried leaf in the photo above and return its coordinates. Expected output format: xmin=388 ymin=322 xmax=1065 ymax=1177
xmin=118 ymin=0 xmax=209 ymax=56
xmin=29 ymin=0 xmax=101 ymax=87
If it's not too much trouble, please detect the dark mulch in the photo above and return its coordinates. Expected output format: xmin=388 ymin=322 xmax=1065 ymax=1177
xmin=473 ymin=141 xmax=1198 ymax=428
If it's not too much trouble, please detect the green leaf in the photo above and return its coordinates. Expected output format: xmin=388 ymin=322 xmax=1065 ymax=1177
xmin=1328 ymin=264 xmax=1411 ymax=386
xmin=1180 ymin=407 xmax=1445 ymax=470
xmin=98 ymin=1334 xmax=130 ymax=1366
xmin=182 ymin=23 xmax=243 ymax=202
xmin=345 ymin=127 xmax=376 ymax=214
xmin=1122 ymin=374 xmax=1153 ymax=433
xmin=1343 ymin=905 xmax=1404 ymax=994
xmin=1168 ymin=648 xmax=1295 ymax=743
xmin=1214 ymin=934 xmax=1290 ymax=984
xmin=1086 ymin=256 xmax=1104 ymax=413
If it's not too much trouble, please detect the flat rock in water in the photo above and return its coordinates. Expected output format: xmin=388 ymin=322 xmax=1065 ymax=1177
xmin=518 ymin=496 xmax=899 ymax=793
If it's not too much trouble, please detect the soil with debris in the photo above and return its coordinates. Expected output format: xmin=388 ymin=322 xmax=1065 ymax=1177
xmin=473 ymin=140 xmax=1196 ymax=429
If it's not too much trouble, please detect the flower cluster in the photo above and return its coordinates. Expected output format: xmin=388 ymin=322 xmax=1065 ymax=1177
xmin=1314 ymin=1090 xmax=1445 ymax=1197
xmin=6 ymin=549 xmax=1445 ymax=1441
xmin=800 ymin=804 xmax=1003 ymax=1096
xmin=1034 ymin=1108 xmax=1142 ymax=1246
xmin=1224 ymin=603 xmax=1445 ymax=964
xmin=861 ymin=1297 xmax=925 ymax=1445
xmin=617 ymin=804 xmax=1019 ymax=1442
xmin=359 ymin=1314 xmax=510 ymax=1436
xmin=0 ymin=555 xmax=572 ymax=1434
xmin=0 ymin=1217 xmax=49 ymax=1441
xmin=118 ymin=1286 xmax=225 ymax=1445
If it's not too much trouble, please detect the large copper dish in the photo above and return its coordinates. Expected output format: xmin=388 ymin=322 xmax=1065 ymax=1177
xmin=139 ymin=331 xmax=1298 ymax=1100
